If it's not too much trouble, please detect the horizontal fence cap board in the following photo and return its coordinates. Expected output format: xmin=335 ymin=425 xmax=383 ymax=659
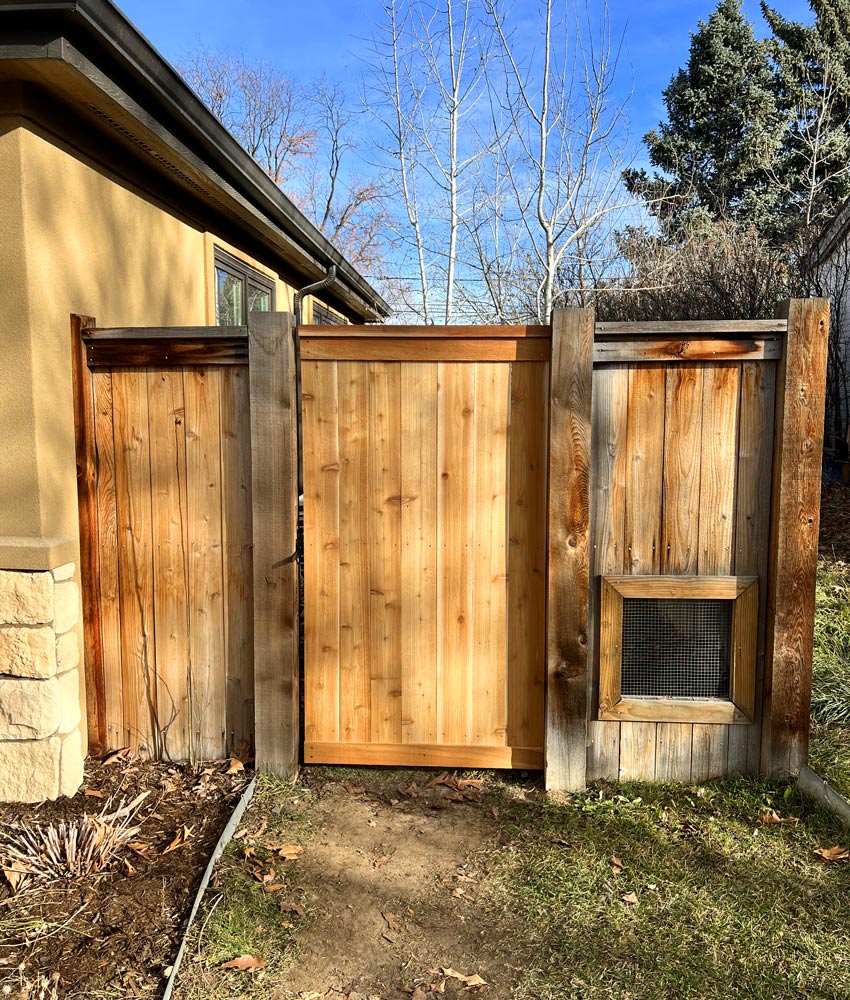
xmin=593 ymin=338 xmax=782 ymax=363
xmin=603 ymin=574 xmax=757 ymax=598
xmin=300 ymin=337 xmax=550 ymax=362
xmin=85 ymin=327 xmax=248 ymax=340
xmin=594 ymin=319 xmax=788 ymax=336
xmin=299 ymin=324 xmax=552 ymax=338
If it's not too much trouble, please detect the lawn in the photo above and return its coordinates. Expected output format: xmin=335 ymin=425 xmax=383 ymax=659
xmin=809 ymin=558 xmax=850 ymax=799
xmin=172 ymin=771 xmax=850 ymax=1000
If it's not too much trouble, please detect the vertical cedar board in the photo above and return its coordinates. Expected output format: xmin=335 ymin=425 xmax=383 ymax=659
xmin=249 ymin=312 xmax=300 ymax=777
xmin=763 ymin=299 xmax=829 ymax=777
xmin=92 ymin=371 xmax=125 ymax=749
xmin=546 ymin=308 xmax=593 ymax=792
xmin=71 ymin=315 xmax=107 ymax=753
xmin=587 ymin=363 xmax=628 ymax=780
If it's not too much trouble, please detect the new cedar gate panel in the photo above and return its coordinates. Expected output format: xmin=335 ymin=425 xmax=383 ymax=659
xmin=299 ymin=329 xmax=550 ymax=769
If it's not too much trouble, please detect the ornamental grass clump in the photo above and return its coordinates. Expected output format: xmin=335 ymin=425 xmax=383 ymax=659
xmin=0 ymin=791 xmax=148 ymax=893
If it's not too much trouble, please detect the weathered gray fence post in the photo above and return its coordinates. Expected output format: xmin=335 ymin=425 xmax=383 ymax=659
xmin=248 ymin=311 xmax=300 ymax=777
xmin=546 ymin=307 xmax=594 ymax=792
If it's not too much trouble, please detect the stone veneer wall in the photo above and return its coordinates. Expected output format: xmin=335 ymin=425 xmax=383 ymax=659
xmin=0 ymin=564 xmax=84 ymax=801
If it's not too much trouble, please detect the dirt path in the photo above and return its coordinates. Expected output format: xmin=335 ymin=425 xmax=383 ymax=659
xmin=278 ymin=771 xmax=526 ymax=999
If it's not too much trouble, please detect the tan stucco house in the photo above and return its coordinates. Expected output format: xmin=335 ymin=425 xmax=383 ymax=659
xmin=0 ymin=0 xmax=389 ymax=801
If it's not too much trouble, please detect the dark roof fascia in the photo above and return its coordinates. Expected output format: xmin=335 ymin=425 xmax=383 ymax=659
xmin=0 ymin=0 xmax=390 ymax=320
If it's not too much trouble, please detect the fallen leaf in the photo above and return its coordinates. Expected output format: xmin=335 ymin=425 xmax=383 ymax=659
xmin=814 ymin=845 xmax=850 ymax=862
xmin=1 ymin=862 xmax=30 ymax=892
xmin=163 ymin=826 xmax=193 ymax=854
xmin=611 ymin=855 xmax=623 ymax=874
xmin=127 ymin=842 xmax=153 ymax=858
xmin=102 ymin=747 xmax=131 ymax=765
xmin=235 ymin=739 xmax=251 ymax=763
xmin=760 ymin=810 xmax=799 ymax=826
xmin=373 ymin=855 xmax=391 ymax=869
xmin=442 ymin=968 xmax=487 ymax=987
xmin=457 ymin=778 xmax=483 ymax=790
xmin=427 ymin=771 xmax=455 ymax=790
xmin=346 ymin=784 xmax=365 ymax=795
xmin=271 ymin=844 xmax=303 ymax=861
xmin=220 ymin=955 xmax=266 ymax=972
xmin=263 ymin=883 xmax=286 ymax=893
xmin=226 ymin=757 xmax=245 ymax=774
xmin=280 ymin=900 xmax=305 ymax=916
xmin=383 ymin=911 xmax=402 ymax=932
xmin=451 ymin=887 xmax=465 ymax=897
xmin=84 ymin=788 xmax=104 ymax=799
xmin=621 ymin=891 xmax=640 ymax=906
xmin=123 ymin=858 xmax=136 ymax=876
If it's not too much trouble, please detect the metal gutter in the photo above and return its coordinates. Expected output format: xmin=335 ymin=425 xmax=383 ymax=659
xmin=798 ymin=764 xmax=850 ymax=827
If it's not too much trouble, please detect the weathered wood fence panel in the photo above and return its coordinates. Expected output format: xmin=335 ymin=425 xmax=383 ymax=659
xmin=78 ymin=325 xmax=255 ymax=761
xmin=300 ymin=334 xmax=549 ymax=769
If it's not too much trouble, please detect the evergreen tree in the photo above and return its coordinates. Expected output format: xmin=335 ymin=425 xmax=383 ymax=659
xmin=625 ymin=0 xmax=783 ymax=237
xmin=762 ymin=1 xmax=850 ymax=236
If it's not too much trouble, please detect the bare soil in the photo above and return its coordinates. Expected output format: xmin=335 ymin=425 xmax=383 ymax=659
xmin=174 ymin=768 xmax=534 ymax=1000
xmin=0 ymin=756 xmax=247 ymax=999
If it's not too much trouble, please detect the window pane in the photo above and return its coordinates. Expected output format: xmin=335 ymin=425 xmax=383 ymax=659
xmin=216 ymin=267 xmax=244 ymax=325
xmin=248 ymin=283 xmax=272 ymax=313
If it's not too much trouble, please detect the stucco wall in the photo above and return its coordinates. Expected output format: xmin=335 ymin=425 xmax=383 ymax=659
xmin=0 ymin=120 xmax=304 ymax=798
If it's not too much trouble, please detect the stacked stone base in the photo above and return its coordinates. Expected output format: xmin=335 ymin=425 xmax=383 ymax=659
xmin=0 ymin=565 xmax=84 ymax=801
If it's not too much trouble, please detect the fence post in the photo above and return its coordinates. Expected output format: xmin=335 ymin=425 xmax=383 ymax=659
xmin=762 ymin=298 xmax=830 ymax=778
xmin=248 ymin=311 xmax=300 ymax=777
xmin=546 ymin=307 xmax=594 ymax=792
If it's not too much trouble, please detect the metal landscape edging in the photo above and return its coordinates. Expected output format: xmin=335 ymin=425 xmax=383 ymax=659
xmin=798 ymin=764 xmax=850 ymax=827
xmin=162 ymin=774 xmax=258 ymax=1000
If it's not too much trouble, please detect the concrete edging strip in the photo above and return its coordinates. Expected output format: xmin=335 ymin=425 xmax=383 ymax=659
xmin=798 ymin=764 xmax=850 ymax=827
xmin=162 ymin=774 xmax=258 ymax=1000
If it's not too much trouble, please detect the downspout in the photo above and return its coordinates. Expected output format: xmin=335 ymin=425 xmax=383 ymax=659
xmin=293 ymin=264 xmax=337 ymax=328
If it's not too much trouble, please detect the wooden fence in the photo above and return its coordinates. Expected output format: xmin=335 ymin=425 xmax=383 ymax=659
xmin=71 ymin=302 xmax=829 ymax=790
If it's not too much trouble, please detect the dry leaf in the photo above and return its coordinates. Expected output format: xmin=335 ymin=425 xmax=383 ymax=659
xmin=2 ymin=862 xmax=30 ymax=893
xmin=226 ymin=757 xmax=245 ymax=774
xmin=346 ymin=784 xmax=366 ymax=795
xmin=760 ymin=810 xmax=799 ymax=826
xmin=451 ymin=887 xmax=465 ymax=898
xmin=271 ymin=844 xmax=303 ymax=861
xmin=263 ymin=883 xmax=286 ymax=893
xmin=163 ymin=826 xmax=193 ymax=854
xmin=102 ymin=747 xmax=131 ymax=765
xmin=621 ymin=891 xmax=640 ymax=906
xmin=373 ymin=855 xmax=390 ymax=869
xmin=457 ymin=778 xmax=483 ymax=790
xmin=235 ymin=739 xmax=251 ymax=764
xmin=442 ymin=968 xmax=487 ymax=987
xmin=127 ymin=842 xmax=153 ymax=858
xmin=123 ymin=858 xmax=137 ymax=876
xmin=814 ymin=845 xmax=850 ymax=862
xmin=220 ymin=955 xmax=266 ymax=972
xmin=427 ymin=771 xmax=455 ymax=790
xmin=84 ymin=788 xmax=104 ymax=799
xmin=611 ymin=855 xmax=624 ymax=874
xmin=383 ymin=911 xmax=402 ymax=932
xmin=280 ymin=900 xmax=305 ymax=916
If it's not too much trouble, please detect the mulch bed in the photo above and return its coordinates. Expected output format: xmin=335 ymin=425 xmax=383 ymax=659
xmin=0 ymin=756 xmax=248 ymax=999
xmin=820 ymin=481 xmax=850 ymax=562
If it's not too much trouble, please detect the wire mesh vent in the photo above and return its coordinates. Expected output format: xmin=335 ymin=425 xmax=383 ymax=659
xmin=620 ymin=598 xmax=732 ymax=699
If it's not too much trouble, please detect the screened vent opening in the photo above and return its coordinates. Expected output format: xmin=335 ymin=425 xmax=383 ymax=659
xmin=620 ymin=598 xmax=732 ymax=700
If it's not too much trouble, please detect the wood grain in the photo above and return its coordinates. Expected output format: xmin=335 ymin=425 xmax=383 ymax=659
xmin=337 ymin=361 xmax=372 ymax=743
xmin=147 ymin=369 xmax=191 ymax=760
xmin=763 ymin=299 xmax=830 ymax=777
xmin=71 ymin=315 xmax=106 ymax=753
xmin=301 ymin=337 xmax=549 ymax=362
xmin=546 ymin=308 xmax=594 ymax=791
xmin=111 ymin=370 xmax=158 ymax=755
xmin=220 ymin=366 xmax=254 ymax=754
xmin=248 ymin=312 xmax=299 ymax=777
xmin=184 ymin=368 xmax=226 ymax=760
xmin=92 ymin=370 xmax=124 ymax=750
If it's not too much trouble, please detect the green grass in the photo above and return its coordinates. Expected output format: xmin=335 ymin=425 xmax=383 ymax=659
xmin=483 ymin=778 xmax=850 ymax=1000
xmin=174 ymin=774 xmax=312 ymax=999
xmin=809 ymin=560 xmax=850 ymax=798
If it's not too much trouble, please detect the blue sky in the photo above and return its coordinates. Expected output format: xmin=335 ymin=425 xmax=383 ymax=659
xmin=120 ymin=0 xmax=815 ymax=144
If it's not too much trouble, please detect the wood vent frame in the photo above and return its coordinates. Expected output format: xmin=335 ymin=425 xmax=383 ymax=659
xmin=598 ymin=575 xmax=759 ymax=724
